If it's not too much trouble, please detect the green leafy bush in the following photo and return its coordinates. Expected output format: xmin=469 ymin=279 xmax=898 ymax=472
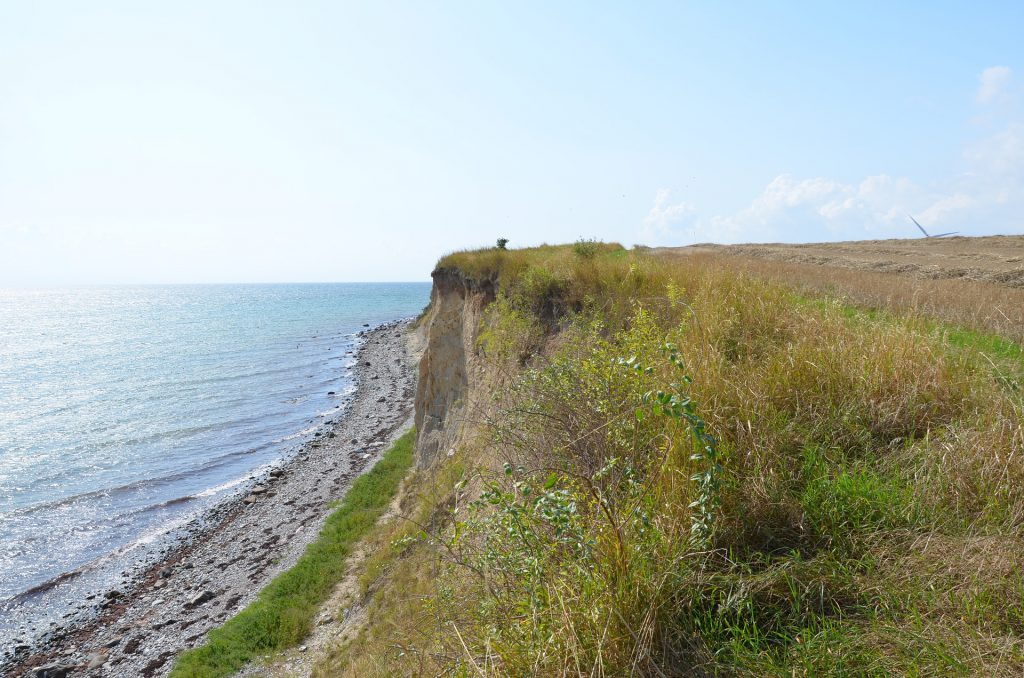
xmin=572 ymin=237 xmax=599 ymax=258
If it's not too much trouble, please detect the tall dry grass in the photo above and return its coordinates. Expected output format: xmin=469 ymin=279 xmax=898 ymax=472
xmin=317 ymin=243 xmax=1024 ymax=677
xmin=678 ymin=251 xmax=1024 ymax=344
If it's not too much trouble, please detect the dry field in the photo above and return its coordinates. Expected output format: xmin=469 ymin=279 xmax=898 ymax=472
xmin=655 ymin=234 xmax=1024 ymax=342
xmin=678 ymin=234 xmax=1024 ymax=288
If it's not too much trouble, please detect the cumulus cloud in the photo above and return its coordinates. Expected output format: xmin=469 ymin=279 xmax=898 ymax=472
xmin=689 ymin=169 xmax=1001 ymax=244
xmin=965 ymin=122 xmax=1024 ymax=178
xmin=977 ymin=66 xmax=1012 ymax=104
xmin=645 ymin=67 xmax=1023 ymax=245
xmin=696 ymin=174 xmax=936 ymax=243
xmin=640 ymin=189 xmax=696 ymax=243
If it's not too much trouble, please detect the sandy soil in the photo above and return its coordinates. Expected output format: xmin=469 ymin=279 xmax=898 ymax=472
xmin=662 ymin=234 xmax=1024 ymax=288
xmin=5 ymin=319 xmax=419 ymax=678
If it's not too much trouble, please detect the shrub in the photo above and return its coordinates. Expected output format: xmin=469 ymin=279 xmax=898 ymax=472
xmin=572 ymin=237 xmax=599 ymax=258
xmin=323 ymin=245 xmax=1024 ymax=677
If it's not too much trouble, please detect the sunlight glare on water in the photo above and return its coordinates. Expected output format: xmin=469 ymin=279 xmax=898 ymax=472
xmin=0 ymin=283 xmax=428 ymax=645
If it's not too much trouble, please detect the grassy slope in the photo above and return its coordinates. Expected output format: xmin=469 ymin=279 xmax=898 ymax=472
xmin=679 ymin=249 xmax=1024 ymax=344
xmin=316 ymin=243 xmax=1023 ymax=677
xmin=169 ymin=429 xmax=415 ymax=678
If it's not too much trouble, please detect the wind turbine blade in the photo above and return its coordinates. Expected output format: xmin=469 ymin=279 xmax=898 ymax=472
xmin=933 ymin=232 xmax=958 ymax=237
xmin=907 ymin=214 xmax=929 ymax=237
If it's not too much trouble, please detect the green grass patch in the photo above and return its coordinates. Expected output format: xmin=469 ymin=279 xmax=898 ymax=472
xmin=939 ymin=323 xmax=1022 ymax=363
xmin=829 ymin=297 xmax=1022 ymax=363
xmin=807 ymin=296 xmax=1023 ymax=393
xmin=169 ymin=429 xmax=416 ymax=678
xmin=800 ymin=447 xmax=927 ymax=552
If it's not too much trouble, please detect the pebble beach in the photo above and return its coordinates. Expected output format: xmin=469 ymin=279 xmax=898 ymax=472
xmin=5 ymin=319 xmax=419 ymax=678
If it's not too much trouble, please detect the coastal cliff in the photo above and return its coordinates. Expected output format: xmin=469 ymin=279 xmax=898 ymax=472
xmin=413 ymin=268 xmax=494 ymax=467
xmin=318 ymin=242 xmax=1024 ymax=677
xmin=27 ymin=243 xmax=1023 ymax=677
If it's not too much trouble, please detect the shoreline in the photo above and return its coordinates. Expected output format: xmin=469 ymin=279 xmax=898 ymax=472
xmin=5 ymin=318 xmax=420 ymax=678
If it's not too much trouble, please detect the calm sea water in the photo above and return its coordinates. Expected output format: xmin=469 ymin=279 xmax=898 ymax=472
xmin=0 ymin=283 xmax=429 ymax=646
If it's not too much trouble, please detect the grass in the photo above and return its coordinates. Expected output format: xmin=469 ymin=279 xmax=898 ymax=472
xmin=825 ymin=298 xmax=1023 ymax=363
xmin=799 ymin=297 xmax=1024 ymax=396
xmin=314 ymin=243 xmax=1024 ymax=676
xmin=169 ymin=429 xmax=416 ymax=678
xmin=681 ymin=250 xmax=1024 ymax=343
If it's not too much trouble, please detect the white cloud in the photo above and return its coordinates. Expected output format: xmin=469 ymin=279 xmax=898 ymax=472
xmin=645 ymin=67 xmax=1024 ymax=245
xmin=965 ymin=122 xmax=1024 ymax=178
xmin=687 ymin=169 xmax=996 ymax=244
xmin=977 ymin=66 xmax=1012 ymax=104
xmin=918 ymin=193 xmax=975 ymax=224
xmin=640 ymin=189 xmax=696 ymax=243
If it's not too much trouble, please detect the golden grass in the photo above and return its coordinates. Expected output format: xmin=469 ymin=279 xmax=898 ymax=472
xmin=315 ymin=243 xmax=1024 ymax=676
xmin=676 ymin=251 xmax=1024 ymax=343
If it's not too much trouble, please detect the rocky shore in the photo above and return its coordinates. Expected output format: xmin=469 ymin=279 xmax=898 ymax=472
xmin=5 ymin=319 xmax=419 ymax=678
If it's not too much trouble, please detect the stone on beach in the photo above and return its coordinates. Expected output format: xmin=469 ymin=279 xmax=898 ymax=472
xmin=186 ymin=590 xmax=216 ymax=608
xmin=30 ymin=662 xmax=76 ymax=678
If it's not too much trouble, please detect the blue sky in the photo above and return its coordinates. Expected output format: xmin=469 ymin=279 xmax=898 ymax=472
xmin=1 ymin=2 xmax=1022 ymax=283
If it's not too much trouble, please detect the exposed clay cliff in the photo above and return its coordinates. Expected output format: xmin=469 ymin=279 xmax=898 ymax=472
xmin=413 ymin=268 xmax=495 ymax=467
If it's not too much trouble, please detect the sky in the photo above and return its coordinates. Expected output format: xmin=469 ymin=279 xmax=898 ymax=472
xmin=1 ymin=2 xmax=1022 ymax=284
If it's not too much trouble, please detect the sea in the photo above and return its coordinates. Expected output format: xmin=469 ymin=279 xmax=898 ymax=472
xmin=0 ymin=283 xmax=430 ymax=651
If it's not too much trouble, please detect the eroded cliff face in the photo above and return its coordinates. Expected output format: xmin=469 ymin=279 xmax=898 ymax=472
xmin=414 ymin=269 xmax=495 ymax=467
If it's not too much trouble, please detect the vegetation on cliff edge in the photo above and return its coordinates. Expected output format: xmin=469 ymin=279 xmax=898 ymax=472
xmin=320 ymin=243 xmax=1022 ymax=676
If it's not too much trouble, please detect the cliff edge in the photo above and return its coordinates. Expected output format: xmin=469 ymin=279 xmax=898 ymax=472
xmin=413 ymin=268 xmax=494 ymax=467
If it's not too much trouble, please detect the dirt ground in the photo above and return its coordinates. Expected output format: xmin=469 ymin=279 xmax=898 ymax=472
xmin=662 ymin=234 xmax=1024 ymax=289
